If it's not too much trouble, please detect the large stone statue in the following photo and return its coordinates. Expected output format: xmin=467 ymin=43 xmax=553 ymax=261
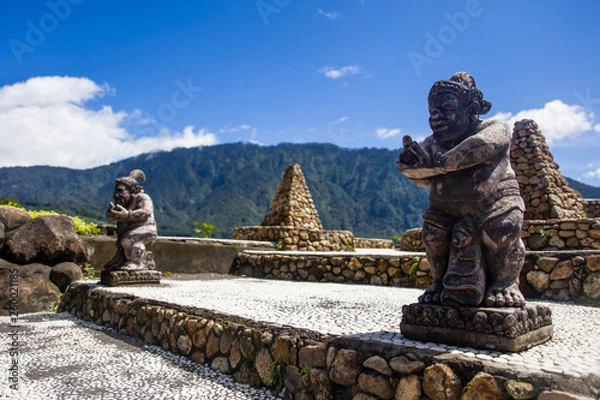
xmin=101 ymin=169 xmax=159 ymax=286
xmin=397 ymin=72 xmax=526 ymax=308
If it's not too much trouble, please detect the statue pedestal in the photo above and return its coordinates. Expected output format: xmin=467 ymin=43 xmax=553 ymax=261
xmin=101 ymin=269 xmax=162 ymax=287
xmin=400 ymin=303 xmax=553 ymax=352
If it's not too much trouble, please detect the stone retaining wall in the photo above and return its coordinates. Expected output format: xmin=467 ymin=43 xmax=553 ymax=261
xmin=232 ymin=251 xmax=432 ymax=288
xmin=60 ymin=283 xmax=596 ymax=399
xmin=400 ymin=219 xmax=600 ymax=252
xmin=232 ymin=250 xmax=600 ymax=303
xmin=232 ymin=226 xmax=355 ymax=252
xmin=522 ymin=219 xmax=600 ymax=250
xmin=582 ymin=199 xmax=600 ymax=218
xmin=354 ymin=238 xmax=396 ymax=249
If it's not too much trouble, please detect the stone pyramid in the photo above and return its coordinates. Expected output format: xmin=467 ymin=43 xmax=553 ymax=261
xmin=261 ymin=163 xmax=323 ymax=230
xmin=511 ymin=119 xmax=585 ymax=220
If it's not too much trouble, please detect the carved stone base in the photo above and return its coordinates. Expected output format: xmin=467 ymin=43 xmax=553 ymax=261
xmin=101 ymin=269 xmax=162 ymax=287
xmin=400 ymin=303 xmax=553 ymax=352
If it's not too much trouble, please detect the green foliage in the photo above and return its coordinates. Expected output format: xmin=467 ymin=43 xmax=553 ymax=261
xmin=82 ymin=263 xmax=96 ymax=279
xmin=300 ymin=366 xmax=312 ymax=378
xmin=392 ymin=235 xmax=400 ymax=244
xmin=408 ymin=262 xmax=419 ymax=283
xmin=194 ymin=221 xmax=219 ymax=238
xmin=275 ymin=240 xmax=283 ymax=250
xmin=0 ymin=198 xmax=23 ymax=209
xmin=341 ymin=237 xmax=355 ymax=252
xmin=268 ymin=361 xmax=285 ymax=391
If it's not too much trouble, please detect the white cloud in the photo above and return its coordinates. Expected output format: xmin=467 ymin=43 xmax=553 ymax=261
xmin=319 ymin=65 xmax=363 ymax=80
xmin=331 ymin=116 xmax=349 ymax=125
xmin=316 ymin=9 xmax=341 ymax=20
xmin=490 ymin=100 xmax=596 ymax=143
xmin=219 ymin=124 xmax=252 ymax=133
xmin=0 ymin=76 xmax=217 ymax=169
xmin=376 ymin=127 xmax=401 ymax=139
xmin=583 ymin=168 xmax=600 ymax=179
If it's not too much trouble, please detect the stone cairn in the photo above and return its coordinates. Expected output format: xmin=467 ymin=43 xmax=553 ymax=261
xmin=511 ymin=119 xmax=585 ymax=220
xmin=233 ymin=163 xmax=354 ymax=251
xmin=261 ymin=163 xmax=323 ymax=230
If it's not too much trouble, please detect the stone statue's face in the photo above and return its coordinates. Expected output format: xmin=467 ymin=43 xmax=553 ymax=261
xmin=114 ymin=184 xmax=132 ymax=207
xmin=428 ymin=91 xmax=472 ymax=146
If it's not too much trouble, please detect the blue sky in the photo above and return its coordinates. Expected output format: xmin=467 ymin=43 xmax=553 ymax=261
xmin=1 ymin=0 xmax=600 ymax=186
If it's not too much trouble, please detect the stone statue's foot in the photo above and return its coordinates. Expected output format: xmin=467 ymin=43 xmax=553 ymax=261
xmin=484 ymin=283 xmax=525 ymax=308
xmin=121 ymin=262 xmax=145 ymax=271
xmin=418 ymin=281 xmax=443 ymax=304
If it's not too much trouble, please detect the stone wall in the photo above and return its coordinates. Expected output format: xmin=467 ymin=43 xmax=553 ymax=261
xmin=522 ymin=251 xmax=600 ymax=301
xmin=232 ymin=250 xmax=600 ymax=303
xmin=582 ymin=199 xmax=600 ymax=218
xmin=522 ymin=219 xmax=600 ymax=251
xmin=233 ymin=251 xmax=433 ymax=287
xmin=399 ymin=228 xmax=423 ymax=252
xmin=401 ymin=219 xmax=600 ymax=253
xmin=354 ymin=238 xmax=395 ymax=249
xmin=232 ymin=227 xmax=355 ymax=252
xmin=60 ymin=282 xmax=597 ymax=399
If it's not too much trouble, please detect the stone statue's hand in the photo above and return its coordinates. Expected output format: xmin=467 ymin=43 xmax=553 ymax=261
xmin=397 ymin=135 xmax=420 ymax=169
xmin=107 ymin=203 xmax=129 ymax=222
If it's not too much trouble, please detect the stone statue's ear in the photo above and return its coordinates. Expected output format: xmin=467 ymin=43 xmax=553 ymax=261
xmin=467 ymin=100 xmax=480 ymax=118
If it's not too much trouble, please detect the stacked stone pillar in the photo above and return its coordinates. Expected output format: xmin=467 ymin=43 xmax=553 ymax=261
xmin=510 ymin=119 xmax=585 ymax=220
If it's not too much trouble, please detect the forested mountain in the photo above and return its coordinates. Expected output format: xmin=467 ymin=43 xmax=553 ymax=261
xmin=566 ymin=178 xmax=600 ymax=199
xmin=0 ymin=143 xmax=431 ymax=239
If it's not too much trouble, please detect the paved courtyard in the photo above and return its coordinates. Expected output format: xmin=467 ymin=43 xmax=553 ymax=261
xmin=1 ymin=275 xmax=599 ymax=399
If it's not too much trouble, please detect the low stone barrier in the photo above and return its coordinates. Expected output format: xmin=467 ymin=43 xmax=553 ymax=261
xmin=232 ymin=250 xmax=433 ymax=288
xmin=232 ymin=226 xmax=355 ymax=251
xmin=60 ymin=283 xmax=597 ymax=399
xmin=522 ymin=219 xmax=600 ymax=250
xmin=354 ymin=238 xmax=395 ymax=249
xmin=522 ymin=251 xmax=600 ymax=302
xmin=582 ymin=199 xmax=600 ymax=218
xmin=400 ymin=219 xmax=600 ymax=252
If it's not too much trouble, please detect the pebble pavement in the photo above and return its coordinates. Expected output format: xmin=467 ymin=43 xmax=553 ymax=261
xmin=0 ymin=311 xmax=282 ymax=400
xmin=1 ymin=273 xmax=599 ymax=399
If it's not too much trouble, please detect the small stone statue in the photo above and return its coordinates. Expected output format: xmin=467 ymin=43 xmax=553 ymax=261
xmin=397 ymin=72 xmax=526 ymax=308
xmin=104 ymin=169 xmax=157 ymax=272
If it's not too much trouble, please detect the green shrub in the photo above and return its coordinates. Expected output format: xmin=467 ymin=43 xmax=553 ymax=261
xmin=194 ymin=221 xmax=219 ymax=238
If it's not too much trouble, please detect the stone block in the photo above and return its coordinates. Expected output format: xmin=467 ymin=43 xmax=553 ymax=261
xmin=100 ymin=269 xmax=161 ymax=286
xmin=400 ymin=303 xmax=553 ymax=352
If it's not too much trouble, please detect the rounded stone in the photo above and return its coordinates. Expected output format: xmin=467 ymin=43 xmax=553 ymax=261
xmin=422 ymin=364 xmax=461 ymax=400
xmin=583 ymin=272 xmax=600 ymax=299
xmin=50 ymin=262 xmax=84 ymax=292
xmin=329 ymin=349 xmax=361 ymax=387
xmin=461 ymin=372 xmax=503 ymax=400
